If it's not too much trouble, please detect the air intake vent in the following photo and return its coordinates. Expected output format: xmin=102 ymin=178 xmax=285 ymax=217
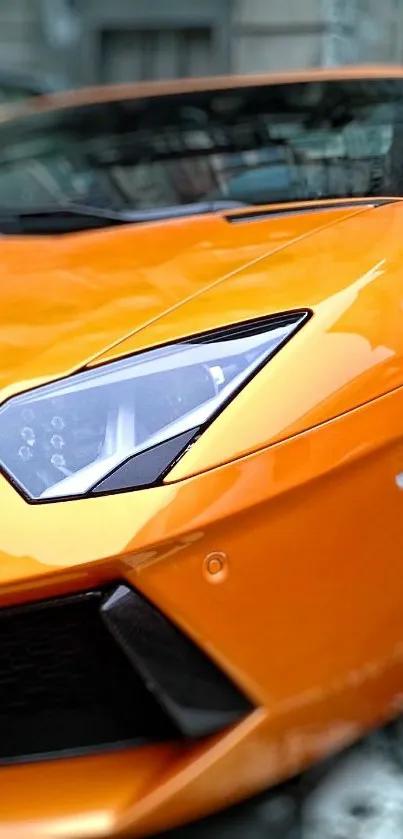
xmin=0 ymin=589 xmax=174 ymax=763
xmin=0 ymin=583 xmax=252 ymax=763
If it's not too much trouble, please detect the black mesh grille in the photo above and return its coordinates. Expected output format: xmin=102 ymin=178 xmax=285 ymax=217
xmin=0 ymin=590 xmax=175 ymax=762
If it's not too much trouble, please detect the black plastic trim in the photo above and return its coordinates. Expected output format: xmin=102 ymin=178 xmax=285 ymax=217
xmin=225 ymin=198 xmax=394 ymax=224
xmin=101 ymin=584 xmax=253 ymax=738
xmin=0 ymin=200 xmax=247 ymax=236
xmin=189 ymin=310 xmax=304 ymax=343
xmin=91 ymin=428 xmax=198 ymax=494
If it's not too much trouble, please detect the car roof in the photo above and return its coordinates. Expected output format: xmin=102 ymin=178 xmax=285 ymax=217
xmin=22 ymin=64 xmax=403 ymax=117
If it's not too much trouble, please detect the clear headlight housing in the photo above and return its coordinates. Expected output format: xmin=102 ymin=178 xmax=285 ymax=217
xmin=0 ymin=311 xmax=308 ymax=501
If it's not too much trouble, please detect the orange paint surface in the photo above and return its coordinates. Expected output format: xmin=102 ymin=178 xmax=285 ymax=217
xmin=2 ymin=68 xmax=403 ymax=837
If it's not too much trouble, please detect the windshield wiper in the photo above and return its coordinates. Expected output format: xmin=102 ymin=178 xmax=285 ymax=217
xmin=0 ymin=200 xmax=248 ymax=235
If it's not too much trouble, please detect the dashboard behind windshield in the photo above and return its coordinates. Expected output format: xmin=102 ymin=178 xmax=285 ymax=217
xmin=0 ymin=77 xmax=402 ymax=213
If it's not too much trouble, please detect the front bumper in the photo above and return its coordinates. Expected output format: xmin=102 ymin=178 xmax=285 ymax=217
xmin=1 ymin=387 xmax=403 ymax=836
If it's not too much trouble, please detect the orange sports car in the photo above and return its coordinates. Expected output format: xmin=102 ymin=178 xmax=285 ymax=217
xmin=2 ymin=66 xmax=403 ymax=838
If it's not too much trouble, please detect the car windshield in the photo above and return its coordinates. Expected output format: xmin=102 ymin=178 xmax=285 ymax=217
xmin=0 ymin=76 xmax=402 ymax=214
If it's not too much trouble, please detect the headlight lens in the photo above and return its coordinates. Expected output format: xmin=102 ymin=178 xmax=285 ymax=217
xmin=0 ymin=311 xmax=308 ymax=500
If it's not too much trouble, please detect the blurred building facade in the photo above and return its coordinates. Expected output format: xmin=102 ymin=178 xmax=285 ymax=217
xmin=2 ymin=0 xmax=403 ymax=89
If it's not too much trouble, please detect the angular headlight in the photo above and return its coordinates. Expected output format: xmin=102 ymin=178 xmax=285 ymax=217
xmin=0 ymin=311 xmax=309 ymax=501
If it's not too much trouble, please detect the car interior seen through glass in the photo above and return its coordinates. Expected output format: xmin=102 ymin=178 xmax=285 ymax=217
xmin=0 ymin=78 xmax=401 ymax=223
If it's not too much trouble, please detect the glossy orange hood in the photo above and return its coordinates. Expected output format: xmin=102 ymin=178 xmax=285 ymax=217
xmin=0 ymin=203 xmax=368 ymax=402
xmin=2 ymin=199 xmax=403 ymax=474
